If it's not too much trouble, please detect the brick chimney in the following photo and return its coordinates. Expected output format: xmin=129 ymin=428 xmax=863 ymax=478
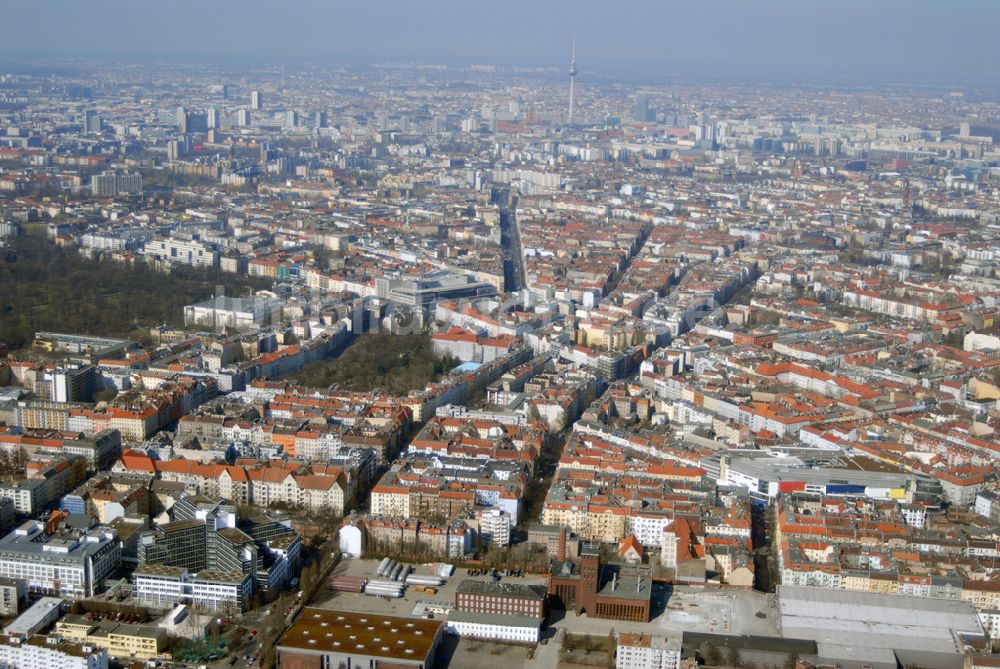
xmin=557 ymin=527 xmax=567 ymax=562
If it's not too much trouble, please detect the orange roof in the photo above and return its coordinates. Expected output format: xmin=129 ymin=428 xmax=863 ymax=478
xmin=618 ymin=534 xmax=644 ymax=557
xmin=119 ymin=450 xmax=156 ymax=472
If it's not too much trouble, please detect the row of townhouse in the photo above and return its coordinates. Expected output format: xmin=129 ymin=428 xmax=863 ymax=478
xmin=541 ymin=491 xmax=710 ymax=545
xmin=67 ymin=379 xmax=216 ymax=441
xmin=778 ymin=537 xmax=1000 ymax=609
xmin=842 ymin=288 xmax=967 ymax=323
xmin=112 ymin=452 xmax=351 ymax=514
xmin=363 ymin=515 xmax=473 ymax=559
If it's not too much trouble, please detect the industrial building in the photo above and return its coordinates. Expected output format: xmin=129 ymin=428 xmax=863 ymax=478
xmin=3 ymin=597 xmax=64 ymax=637
xmin=547 ymin=544 xmax=653 ymax=622
xmin=277 ymin=609 xmax=444 ymax=669
xmin=680 ymin=632 xmax=817 ymax=669
xmin=778 ymin=585 xmax=987 ymax=669
xmin=454 ymin=580 xmax=545 ymax=619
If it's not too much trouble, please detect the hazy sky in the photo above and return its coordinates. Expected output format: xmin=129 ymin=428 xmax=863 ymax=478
xmin=1 ymin=0 xmax=997 ymax=84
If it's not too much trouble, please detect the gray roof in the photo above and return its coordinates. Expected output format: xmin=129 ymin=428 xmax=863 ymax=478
xmin=729 ymin=456 xmax=912 ymax=487
xmin=193 ymin=570 xmax=248 ymax=584
xmin=0 ymin=523 xmax=117 ymax=566
xmin=134 ymin=564 xmax=188 ymax=579
xmin=778 ymin=585 xmax=984 ymax=666
xmin=596 ymin=568 xmax=653 ymax=601
xmin=3 ymin=597 xmax=64 ymax=636
xmin=455 ymin=580 xmax=545 ymax=600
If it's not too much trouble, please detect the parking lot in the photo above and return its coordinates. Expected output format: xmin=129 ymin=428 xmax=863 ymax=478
xmin=657 ymin=587 xmax=778 ymax=637
xmin=435 ymin=635 xmax=534 ymax=669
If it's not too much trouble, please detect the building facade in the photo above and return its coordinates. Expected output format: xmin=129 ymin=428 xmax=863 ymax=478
xmin=454 ymin=581 xmax=545 ymax=620
xmin=446 ymin=611 xmax=539 ymax=644
xmin=546 ymin=545 xmax=652 ymax=623
xmin=616 ymin=635 xmax=681 ymax=669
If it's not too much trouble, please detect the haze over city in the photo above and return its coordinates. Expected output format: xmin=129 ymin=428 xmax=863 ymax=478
xmin=2 ymin=0 xmax=999 ymax=83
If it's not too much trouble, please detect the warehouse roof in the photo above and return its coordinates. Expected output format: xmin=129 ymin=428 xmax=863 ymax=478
xmin=778 ymin=585 xmax=984 ymax=667
xmin=278 ymin=609 xmax=442 ymax=663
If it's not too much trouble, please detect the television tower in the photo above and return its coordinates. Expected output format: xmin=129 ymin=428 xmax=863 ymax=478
xmin=568 ymin=34 xmax=577 ymax=126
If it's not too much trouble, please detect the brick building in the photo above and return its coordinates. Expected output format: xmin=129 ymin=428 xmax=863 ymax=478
xmin=454 ymin=580 xmax=546 ymax=620
xmin=546 ymin=543 xmax=652 ymax=622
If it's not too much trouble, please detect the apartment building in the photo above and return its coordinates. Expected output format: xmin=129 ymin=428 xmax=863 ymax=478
xmin=55 ymin=615 xmax=166 ymax=661
xmin=0 ymin=636 xmax=108 ymax=669
xmin=615 ymin=634 xmax=682 ymax=669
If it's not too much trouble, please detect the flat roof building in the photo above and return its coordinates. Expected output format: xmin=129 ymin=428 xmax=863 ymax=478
xmin=56 ymin=615 xmax=166 ymax=661
xmin=454 ymin=580 xmax=545 ymax=619
xmin=32 ymin=333 xmax=128 ymax=364
xmin=680 ymin=632 xmax=816 ymax=669
xmin=0 ymin=633 xmax=109 ymax=669
xmin=376 ymin=271 xmax=496 ymax=307
xmin=778 ymin=585 xmax=985 ymax=669
xmin=132 ymin=565 xmax=253 ymax=614
xmin=278 ymin=609 xmax=444 ymax=669
xmin=0 ymin=577 xmax=27 ymax=616
xmin=445 ymin=610 xmax=539 ymax=644
xmin=3 ymin=597 xmax=64 ymax=637
xmin=0 ymin=522 xmax=120 ymax=598
xmin=183 ymin=294 xmax=283 ymax=333
xmin=617 ymin=634 xmax=683 ymax=669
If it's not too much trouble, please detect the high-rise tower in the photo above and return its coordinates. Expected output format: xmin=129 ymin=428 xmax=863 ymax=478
xmin=568 ymin=35 xmax=577 ymax=126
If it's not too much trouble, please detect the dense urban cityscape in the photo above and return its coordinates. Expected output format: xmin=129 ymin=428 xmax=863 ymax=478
xmin=2 ymin=6 xmax=1000 ymax=669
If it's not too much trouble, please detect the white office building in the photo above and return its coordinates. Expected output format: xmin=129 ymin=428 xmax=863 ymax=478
xmin=132 ymin=565 xmax=188 ymax=608
xmin=183 ymin=294 xmax=283 ymax=332
xmin=132 ymin=566 xmax=252 ymax=614
xmin=143 ymin=237 xmax=218 ymax=269
xmin=0 ymin=522 xmax=120 ymax=598
xmin=446 ymin=611 xmax=539 ymax=643
xmin=189 ymin=571 xmax=251 ymax=614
